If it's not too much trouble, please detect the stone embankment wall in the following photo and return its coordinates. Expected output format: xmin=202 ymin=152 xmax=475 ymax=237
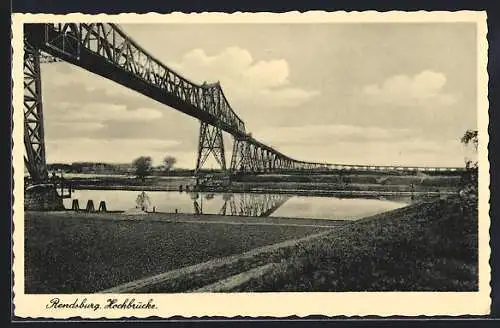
xmin=25 ymin=184 xmax=64 ymax=211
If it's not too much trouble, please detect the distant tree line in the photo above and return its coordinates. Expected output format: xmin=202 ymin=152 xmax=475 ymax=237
xmin=132 ymin=155 xmax=178 ymax=180
xmin=47 ymin=154 xmax=179 ymax=178
xmin=47 ymin=162 xmax=133 ymax=174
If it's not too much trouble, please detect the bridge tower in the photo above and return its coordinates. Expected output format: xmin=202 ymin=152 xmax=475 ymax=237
xmin=195 ymin=122 xmax=227 ymax=175
xmin=24 ymin=38 xmax=48 ymax=183
xmin=23 ymin=36 xmax=64 ymax=211
xmin=230 ymin=138 xmax=251 ymax=174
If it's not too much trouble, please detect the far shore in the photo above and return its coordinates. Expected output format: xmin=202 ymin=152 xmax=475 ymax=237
xmin=67 ymin=184 xmax=455 ymax=198
xmin=52 ymin=171 xmax=462 ymax=198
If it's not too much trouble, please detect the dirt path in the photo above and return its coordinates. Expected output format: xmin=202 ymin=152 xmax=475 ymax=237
xmin=98 ymin=230 xmax=331 ymax=293
xmin=191 ymin=263 xmax=280 ymax=292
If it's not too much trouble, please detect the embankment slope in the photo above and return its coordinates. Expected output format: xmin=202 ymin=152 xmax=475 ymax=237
xmin=231 ymin=196 xmax=478 ymax=292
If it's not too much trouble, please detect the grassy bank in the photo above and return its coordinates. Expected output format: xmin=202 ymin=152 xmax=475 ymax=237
xmin=231 ymin=196 xmax=478 ymax=292
xmin=24 ymin=212 xmax=326 ymax=293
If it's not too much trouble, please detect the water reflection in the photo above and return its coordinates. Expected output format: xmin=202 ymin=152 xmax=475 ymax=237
xmin=64 ymin=190 xmax=409 ymax=220
xmin=188 ymin=192 xmax=290 ymax=217
xmin=218 ymin=193 xmax=291 ymax=217
xmin=135 ymin=191 xmax=151 ymax=211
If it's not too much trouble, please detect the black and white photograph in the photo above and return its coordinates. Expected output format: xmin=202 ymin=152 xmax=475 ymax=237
xmin=13 ymin=11 xmax=490 ymax=318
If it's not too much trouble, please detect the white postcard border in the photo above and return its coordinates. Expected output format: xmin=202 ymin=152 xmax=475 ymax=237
xmin=12 ymin=10 xmax=491 ymax=318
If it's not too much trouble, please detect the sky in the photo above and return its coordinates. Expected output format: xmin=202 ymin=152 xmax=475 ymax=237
xmin=39 ymin=22 xmax=478 ymax=169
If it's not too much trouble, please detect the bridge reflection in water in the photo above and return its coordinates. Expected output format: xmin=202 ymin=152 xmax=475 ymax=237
xmin=190 ymin=192 xmax=291 ymax=217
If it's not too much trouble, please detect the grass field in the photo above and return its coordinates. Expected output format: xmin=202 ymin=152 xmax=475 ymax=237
xmin=24 ymin=213 xmax=326 ymax=293
xmin=233 ymin=196 xmax=478 ymax=292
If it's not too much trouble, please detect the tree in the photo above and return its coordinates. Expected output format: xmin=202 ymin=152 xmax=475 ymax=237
xmin=132 ymin=156 xmax=152 ymax=182
xmin=461 ymin=129 xmax=478 ymax=169
xmin=163 ymin=155 xmax=177 ymax=173
xmin=460 ymin=129 xmax=478 ymax=211
xmin=461 ymin=129 xmax=478 ymax=150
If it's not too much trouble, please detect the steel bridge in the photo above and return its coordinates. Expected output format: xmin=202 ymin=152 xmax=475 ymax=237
xmin=24 ymin=23 xmax=464 ymax=184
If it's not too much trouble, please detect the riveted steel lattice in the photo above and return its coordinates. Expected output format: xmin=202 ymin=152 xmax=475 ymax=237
xmin=230 ymin=138 xmax=251 ymax=173
xmin=195 ymin=122 xmax=226 ymax=174
xmin=24 ymin=40 xmax=48 ymax=183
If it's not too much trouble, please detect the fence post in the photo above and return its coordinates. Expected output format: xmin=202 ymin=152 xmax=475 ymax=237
xmin=71 ymin=199 xmax=79 ymax=211
xmin=86 ymin=200 xmax=95 ymax=212
xmin=98 ymin=201 xmax=107 ymax=212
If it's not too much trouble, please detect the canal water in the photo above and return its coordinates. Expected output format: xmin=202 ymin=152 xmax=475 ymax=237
xmin=64 ymin=190 xmax=409 ymax=220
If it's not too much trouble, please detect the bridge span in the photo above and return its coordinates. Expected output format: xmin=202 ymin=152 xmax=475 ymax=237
xmin=23 ymin=23 xmax=463 ymax=184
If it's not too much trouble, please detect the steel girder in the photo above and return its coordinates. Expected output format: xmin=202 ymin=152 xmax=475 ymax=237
xmin=24 ymin=40 xmax=48 ymax=183
xmin=230 ymin=138 xmax=296 ymax=173
xmin=230 ymin=137 xmax=316 ymax=173
xmin=27 ymin=23 xmax=246 ymax=135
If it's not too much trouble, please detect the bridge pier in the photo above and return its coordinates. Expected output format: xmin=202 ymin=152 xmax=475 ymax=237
xmin=24 ymin=38 xmax=49 ymax=182
xmin=195 ymin=121 xmax=226 ymax=175
xmin=230 ymin=138 xmax=245 ymax=174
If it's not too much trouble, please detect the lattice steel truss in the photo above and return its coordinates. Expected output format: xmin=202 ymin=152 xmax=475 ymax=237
xmin=195 ymin=122 xmax=226 ymax=174
xmin=24 ymin=40 xmax=48 ymax=183
xmin=22 ymin=23 xmax=465 ymax=179
xmin=230 ymin=137 xmax=295 ymax=173
xmin=33 ymin=23 xmax=247 ymax=134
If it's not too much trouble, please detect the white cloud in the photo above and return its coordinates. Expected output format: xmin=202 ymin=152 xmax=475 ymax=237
xmin=169 ymin=47 xmax=319 ymax=109
xmin=53 ymin=102 xmax=163 ymax=123
xmin=252 ymin=124 xmax=469 ymax=167
xmin=276 ymin=139 xmax=467 ymax=167
xmin=243 ymin=59 xmax=290 ymax=88
xmin=255 ymin=124 xmax=413 ymax=146
xmin=50 ymin=122 xmax=106 ymax=131
xmin=362 ymin=70 xmax=457 ymax=107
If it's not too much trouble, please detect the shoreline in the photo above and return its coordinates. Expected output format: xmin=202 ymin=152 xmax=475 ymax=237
xmin=66 ymin=184 xmax=456 ymax=198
